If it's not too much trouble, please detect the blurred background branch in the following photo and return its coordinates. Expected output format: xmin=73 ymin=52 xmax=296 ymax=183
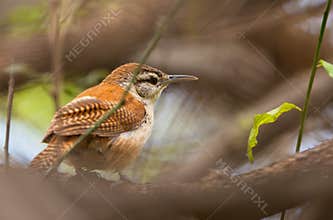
xmin=0 ymin=138 xmax=332 ymax=219
xmin=3 ymin=62 xmax=15 ymax=169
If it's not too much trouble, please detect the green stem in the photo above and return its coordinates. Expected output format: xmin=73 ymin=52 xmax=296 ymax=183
xmin=295 ymin=0 xmax=332 ymax=153
xmin=281 ymin=1 xmax=332 ymax=219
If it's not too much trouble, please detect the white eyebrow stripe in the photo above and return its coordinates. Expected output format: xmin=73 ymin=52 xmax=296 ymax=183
xmin=139 ymin=72 xmax=159 ymax=81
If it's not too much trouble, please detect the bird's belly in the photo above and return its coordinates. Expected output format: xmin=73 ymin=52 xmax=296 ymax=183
xmin=68 ymin=118 xmax=153 ymax=172
xmin=106 ymin=119 xmax=153 ymax=171
xmin=103 ymin=137 xmax=145 ymax=171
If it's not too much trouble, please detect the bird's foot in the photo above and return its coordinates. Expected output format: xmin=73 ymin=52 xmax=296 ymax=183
xmin=118 ymin=172 xmax=137 ymax=184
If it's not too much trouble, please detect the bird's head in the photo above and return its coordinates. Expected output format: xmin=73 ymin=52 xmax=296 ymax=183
xmin=103 ymin=63 xmax=198 ymax=102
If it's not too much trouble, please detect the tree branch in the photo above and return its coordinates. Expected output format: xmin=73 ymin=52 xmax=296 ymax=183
xmin=1 ymin=138 xmax=332 ymax=219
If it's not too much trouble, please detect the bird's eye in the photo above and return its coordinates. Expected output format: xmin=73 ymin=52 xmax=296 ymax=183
xmin=147 ymin=77 xmax=158 ymax=85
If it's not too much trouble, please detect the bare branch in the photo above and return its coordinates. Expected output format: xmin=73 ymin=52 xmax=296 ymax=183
xmin=3 ymin=70 xmax=15 ymax=169
xmin=49 ymin=0 xmax=63 ymax=110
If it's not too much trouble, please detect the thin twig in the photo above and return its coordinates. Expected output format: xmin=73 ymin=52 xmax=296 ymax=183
xmin=45 ymin=0 xmax=185 ymax=176
xmin=49 ymin=0 xmax=99 ymax=111
xmin=4 ymin=70 xmax=15 ymax=170
xmin=50 ymin=0 xmax=63 ymax=111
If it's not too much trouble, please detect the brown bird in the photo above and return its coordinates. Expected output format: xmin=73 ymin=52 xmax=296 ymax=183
xmin=30 ymin=63 xmax=197 ymax=178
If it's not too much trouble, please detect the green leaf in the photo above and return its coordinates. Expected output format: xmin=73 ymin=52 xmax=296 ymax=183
xmin=247 ymin=102 xmax=302 ymax=163
xmin=318 ymin=59 xmax=333 ymax=78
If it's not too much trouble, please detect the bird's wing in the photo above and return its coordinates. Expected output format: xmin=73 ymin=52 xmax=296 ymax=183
xmin=42 ymin=96 xmax=146 ymax=143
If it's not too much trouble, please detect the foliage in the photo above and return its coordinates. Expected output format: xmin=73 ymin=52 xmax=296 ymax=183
xmin=6 ymin=3 xmax=47 ymax=36
xmin=12 ymin=82 xmax=80 ymax=130
xmin=247 ymin=102 xmax=301 ymax=163
xmin=318 ymin=59 xmax=333 ymax=78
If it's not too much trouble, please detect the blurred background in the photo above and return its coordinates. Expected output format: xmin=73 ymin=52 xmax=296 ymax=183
xmin=0 ymin=0 xmax=333 ymax=218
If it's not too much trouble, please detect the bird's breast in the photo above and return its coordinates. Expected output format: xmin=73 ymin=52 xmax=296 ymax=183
xmin=119 ymin=105 xmax=154 ymax=145
xmin=103 ymin=104 xmax=154 ymax=171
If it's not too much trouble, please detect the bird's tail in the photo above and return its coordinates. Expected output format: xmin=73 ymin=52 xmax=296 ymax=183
xmin=30 ymin=137 xmax=75 ymax=174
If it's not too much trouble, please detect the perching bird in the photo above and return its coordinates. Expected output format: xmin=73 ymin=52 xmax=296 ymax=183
xmin=30 ymin=63 xmax=197 ymax=177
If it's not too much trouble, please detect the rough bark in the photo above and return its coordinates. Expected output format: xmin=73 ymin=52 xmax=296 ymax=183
xmin=0 ymin=138 xmax=332 ymax=220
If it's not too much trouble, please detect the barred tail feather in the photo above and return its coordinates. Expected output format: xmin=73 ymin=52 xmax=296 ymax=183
xmin=30 ymin=137 xmax=75 ymax=174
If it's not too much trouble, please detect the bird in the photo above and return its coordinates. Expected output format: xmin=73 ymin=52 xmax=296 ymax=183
xmin=30 ymin=63 xmax=198 ymax=178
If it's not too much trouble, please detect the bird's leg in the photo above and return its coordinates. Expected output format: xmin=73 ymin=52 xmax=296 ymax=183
xmin=118 ymin=172 xmax=136 ymax=184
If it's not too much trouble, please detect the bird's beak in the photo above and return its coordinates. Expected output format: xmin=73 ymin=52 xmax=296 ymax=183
xmin=164 ymin=74 xmax=198 ymax=84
